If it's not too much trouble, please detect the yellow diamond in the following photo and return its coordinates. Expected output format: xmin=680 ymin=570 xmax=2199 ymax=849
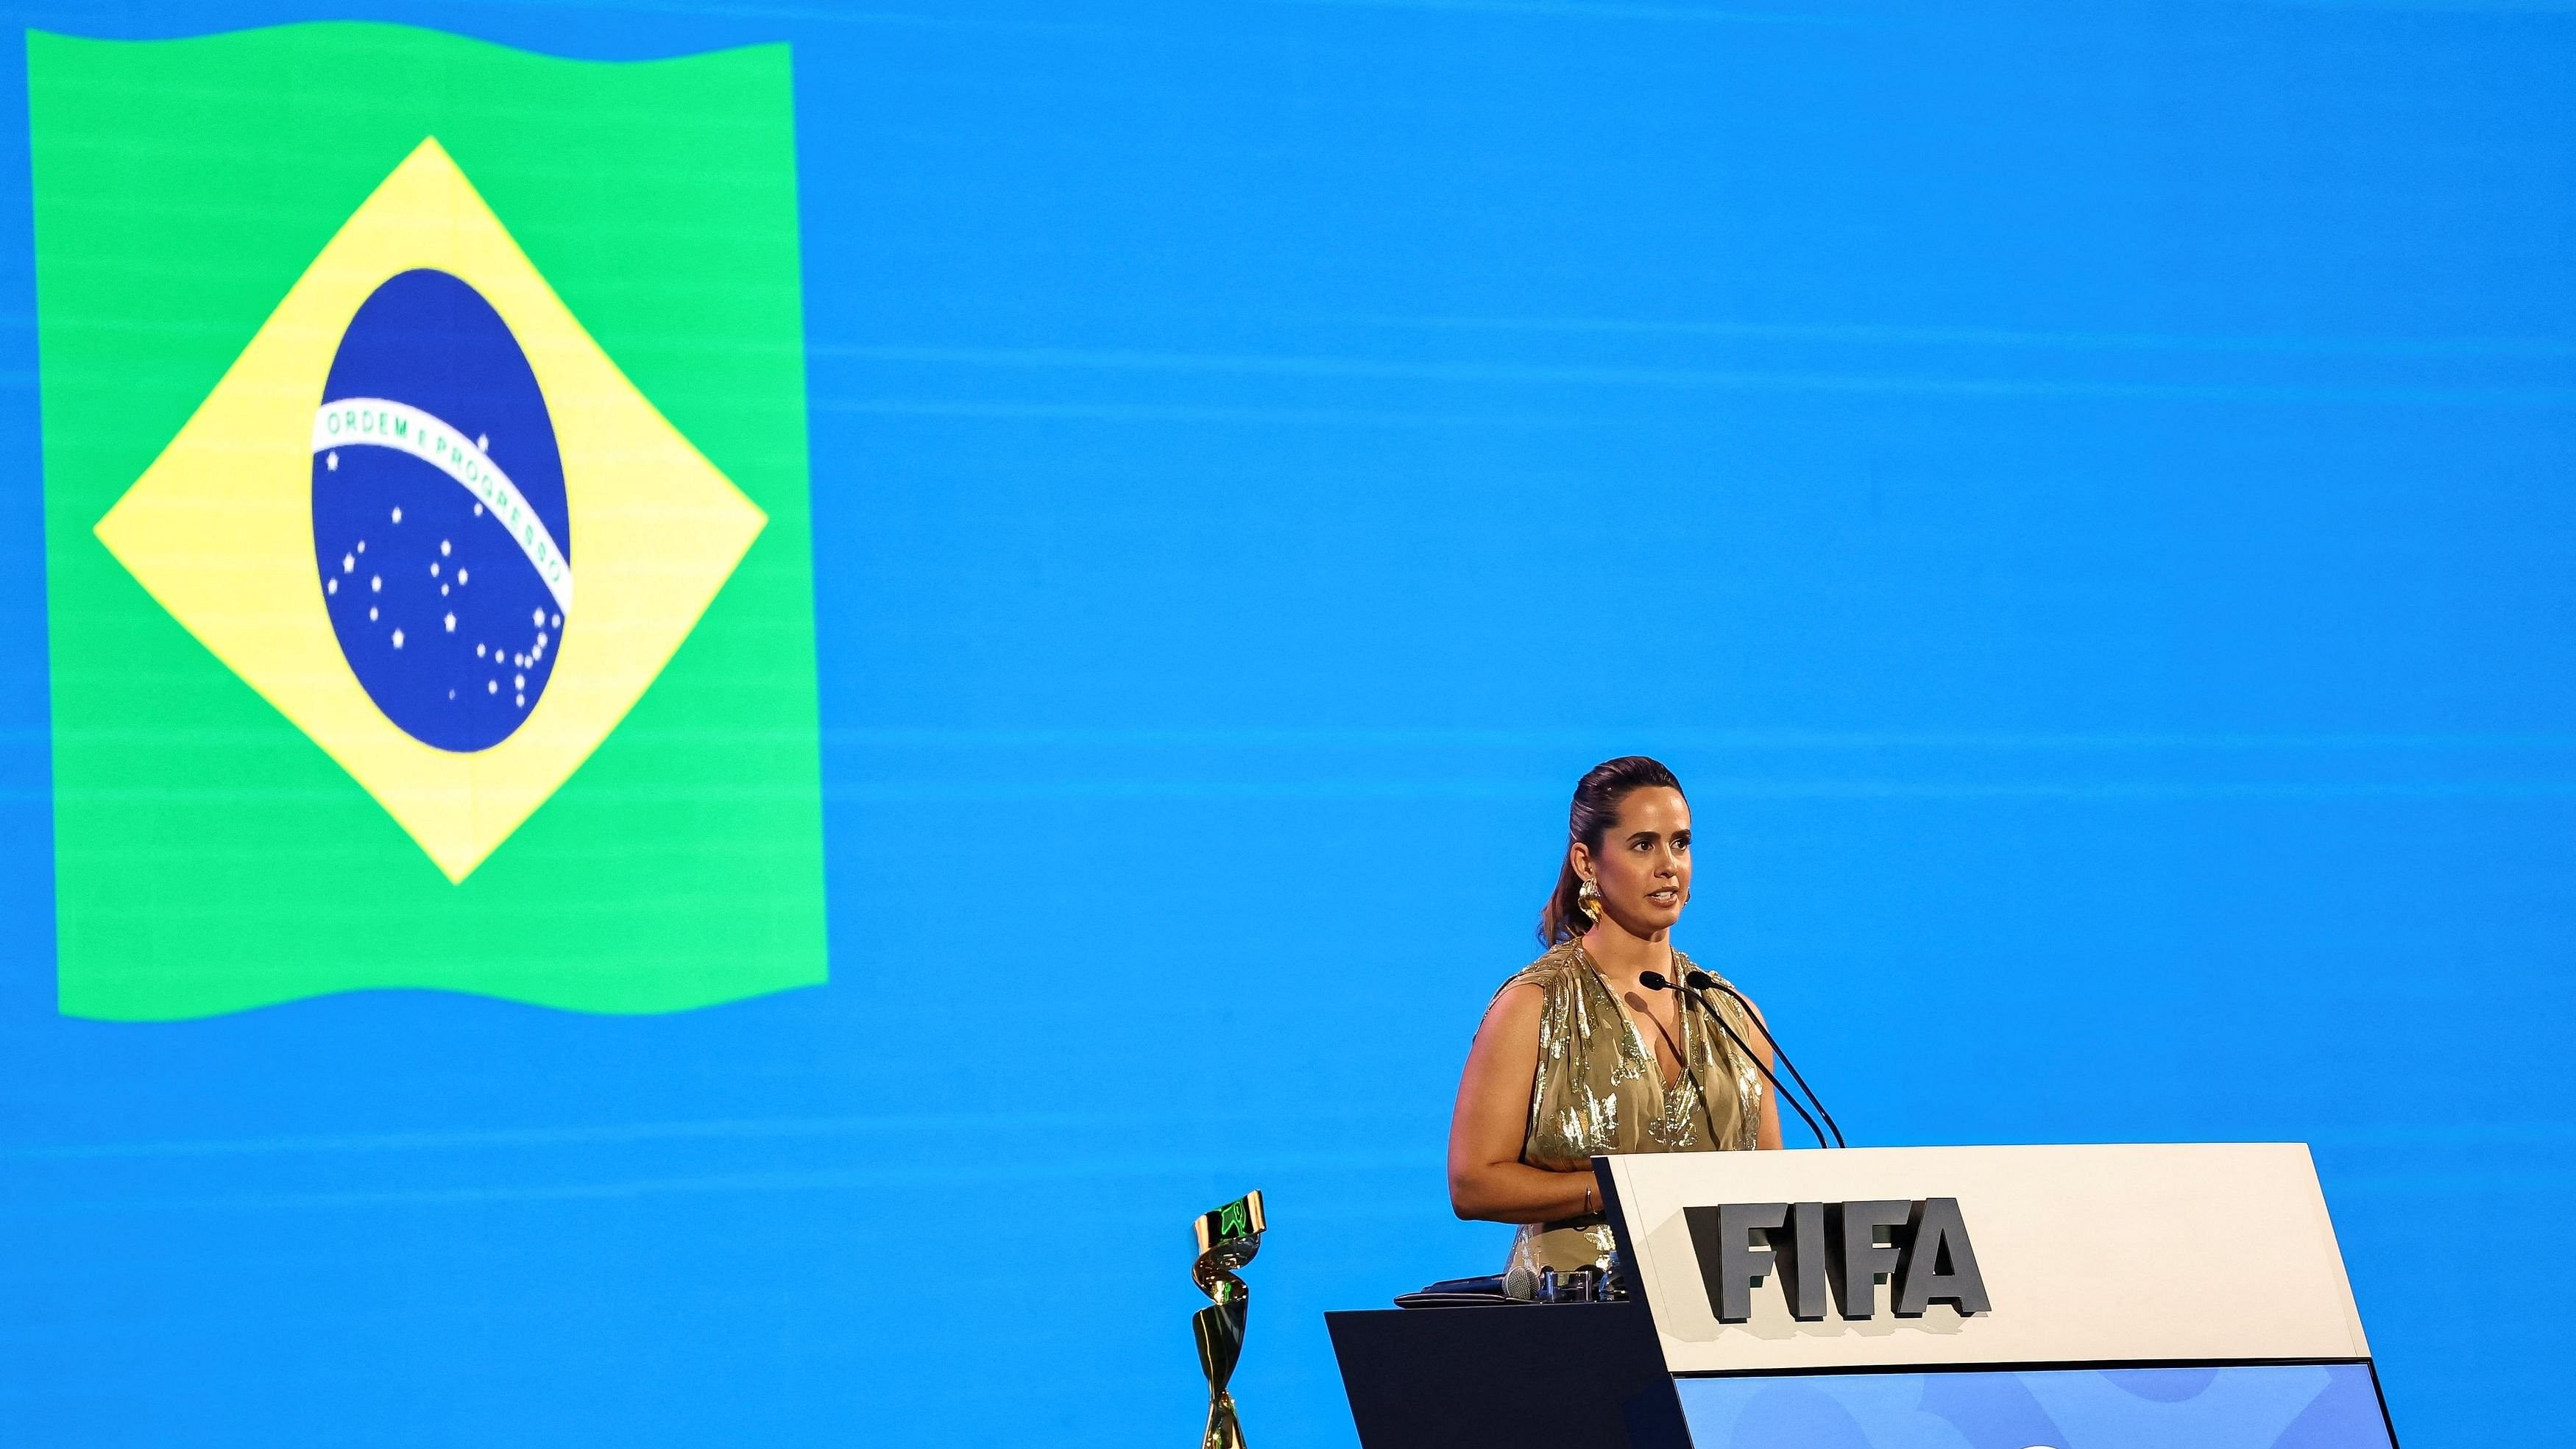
xmin=94 ymin=138 xmax=766 ymax=883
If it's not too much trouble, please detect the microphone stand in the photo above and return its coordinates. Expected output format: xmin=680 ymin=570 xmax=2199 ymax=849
xmin=1641 ymin=970 xmax=1832 ymax=1149
xmin=1685 ymin=971 xmax=1847 ymax=1149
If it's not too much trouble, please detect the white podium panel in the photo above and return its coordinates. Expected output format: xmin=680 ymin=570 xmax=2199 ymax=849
xmin=1597 ymin=1143 xmax=2368 ymax=1376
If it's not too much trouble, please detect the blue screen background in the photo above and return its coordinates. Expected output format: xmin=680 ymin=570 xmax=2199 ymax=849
xmin=1 ymin=2 xmax=2568 ymax=1446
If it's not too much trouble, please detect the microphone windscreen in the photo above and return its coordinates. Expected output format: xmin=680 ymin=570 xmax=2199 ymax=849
xmin=1637 ymin=971 xmax=1671 ymax=991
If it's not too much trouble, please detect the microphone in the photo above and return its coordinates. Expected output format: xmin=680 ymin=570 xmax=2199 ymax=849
xmin=1683 ymin=970 xmax=1847 ymax=1149
xmin=1639 ymin=970 xmax=1830 ymax=1149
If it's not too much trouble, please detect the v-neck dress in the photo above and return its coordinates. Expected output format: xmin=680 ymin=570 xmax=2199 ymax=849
xmin=1485 ymin=938 xmax=1765 ymax=1283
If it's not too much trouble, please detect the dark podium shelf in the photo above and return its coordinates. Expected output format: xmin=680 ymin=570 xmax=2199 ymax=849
xmin=1326 ymin=1303 xmax=1688 ymax=1449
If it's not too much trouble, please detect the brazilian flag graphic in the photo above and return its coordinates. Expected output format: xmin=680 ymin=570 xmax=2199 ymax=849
xmin=31 ymin=24 xmax=828 ymax=1020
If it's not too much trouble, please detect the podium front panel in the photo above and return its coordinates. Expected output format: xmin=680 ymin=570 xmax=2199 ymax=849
xmin=1669 ymin=1361 xmax=2396 ymax=1449
xmin=1597 ymin=1142 xmax=2368 ymax=1375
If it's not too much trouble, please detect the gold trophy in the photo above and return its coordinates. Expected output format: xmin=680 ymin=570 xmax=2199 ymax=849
xmin=1190 ymin=1189 xmax=1266 ymax=1449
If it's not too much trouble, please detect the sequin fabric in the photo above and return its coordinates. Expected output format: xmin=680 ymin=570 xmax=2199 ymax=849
xmin=1487 ymin=939 xmax=1765 ymax=1281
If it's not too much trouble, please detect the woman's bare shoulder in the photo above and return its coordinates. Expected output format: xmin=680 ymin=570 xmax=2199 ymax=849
xmin=1476 ymin=942 xmax=1580 ymax=1029
xmin=1500 ymin=939 xmax=1583 ymax=990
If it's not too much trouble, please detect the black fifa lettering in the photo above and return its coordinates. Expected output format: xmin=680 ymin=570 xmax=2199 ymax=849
xmin=1690 ymin=1197 xmax=1988 ymax=1324
xmin=1827 ymin=1200 xmax=1912 ymax=1319
xmin=1686 ymin=1202 xmax=1787 ymax=1322
xmin=1774 ymin=1201 xmax=1830 ymax=1321
xmin=1892 ymin=1197 xmax=1991 ymax=1317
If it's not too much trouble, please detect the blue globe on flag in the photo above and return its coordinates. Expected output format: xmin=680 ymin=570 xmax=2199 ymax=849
xmin=311 ymin=268 xmax=570 ymax=752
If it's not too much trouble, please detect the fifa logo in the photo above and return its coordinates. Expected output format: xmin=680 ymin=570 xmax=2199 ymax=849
xmin=1686 ymin=1198 xmax=1991 ymax=1323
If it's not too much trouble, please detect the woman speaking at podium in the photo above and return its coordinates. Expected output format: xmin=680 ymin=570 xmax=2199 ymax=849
xmin=1448 ymin=756 xmax=1782 ymax=1291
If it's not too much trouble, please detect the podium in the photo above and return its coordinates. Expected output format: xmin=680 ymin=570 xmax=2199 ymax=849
xmin=1328 ymin=1144 xmax=2396 ymax=1448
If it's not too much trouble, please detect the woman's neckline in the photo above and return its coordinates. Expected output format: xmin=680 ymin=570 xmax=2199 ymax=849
xmin=1572 ymin=940 xmax=1687 ymax=1091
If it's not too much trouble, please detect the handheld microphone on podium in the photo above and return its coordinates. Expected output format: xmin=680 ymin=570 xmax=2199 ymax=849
xmin=1682 ymin=969 xmax=1846 ymax=1149
xmin=1638 ymin=970 xmax=1832 ymax=1149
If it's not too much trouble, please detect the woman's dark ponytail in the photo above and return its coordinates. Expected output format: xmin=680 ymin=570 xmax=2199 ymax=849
xmin=1538 ymin=756 xmax=1685 ymax=945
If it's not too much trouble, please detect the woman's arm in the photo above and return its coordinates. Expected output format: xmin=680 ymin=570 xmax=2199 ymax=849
xmin=1447 ymin=982 xmax=1598 ymax=1222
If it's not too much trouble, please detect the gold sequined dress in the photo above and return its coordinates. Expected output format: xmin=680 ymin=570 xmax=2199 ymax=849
xmin=1491 ymin=939 xmax=1766 ymax=1286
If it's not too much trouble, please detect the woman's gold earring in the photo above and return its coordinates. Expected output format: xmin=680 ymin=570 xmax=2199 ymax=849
xmin=1577 ymin=877 xmax=1602 ymax=924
